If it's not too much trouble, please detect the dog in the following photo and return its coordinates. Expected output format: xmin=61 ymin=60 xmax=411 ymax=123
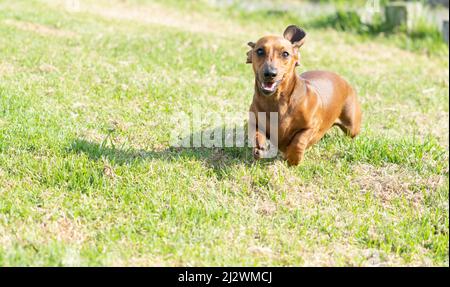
xmin=247 ymin=25 xmax=362 ymax=166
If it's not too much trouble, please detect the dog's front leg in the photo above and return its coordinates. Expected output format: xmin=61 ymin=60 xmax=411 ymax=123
xmin=253 ymin=130 xmax=268 ymax=160
xmin=249 ymin=109 xmax=269 ymax=160
xmin=249 ymin=114 xmax=267 ymax=160
xmin=285 ymin=128 xmax=315 ymax=166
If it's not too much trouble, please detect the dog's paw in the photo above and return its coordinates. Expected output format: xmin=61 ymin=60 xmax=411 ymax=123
xmin=286 ymin=158 xmax=299 ymax=166
xmin=253 ymin=148 xmax=265 ymax=160
xmin=284 ymin=151 xmax=302 ymax=166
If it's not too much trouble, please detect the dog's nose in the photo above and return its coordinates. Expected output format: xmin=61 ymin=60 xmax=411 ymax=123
xmin=264 ymin=67 xmax=278 ymax=79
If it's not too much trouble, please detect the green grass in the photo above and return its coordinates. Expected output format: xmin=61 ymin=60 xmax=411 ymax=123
xmin=0 ymin=0 xmax=448 ymax=266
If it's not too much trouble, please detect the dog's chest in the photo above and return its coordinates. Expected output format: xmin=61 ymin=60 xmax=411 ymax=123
xmin=267 ymin=101 xmax=306 ymax=146
xmin=256 ymin=96 xmax=308 ymax=146
xmin=278 ymin=105 xmax=302 ymax=142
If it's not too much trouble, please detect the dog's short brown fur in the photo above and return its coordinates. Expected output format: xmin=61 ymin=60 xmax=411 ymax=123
xmin=248 ymin=25 xmax=362 ymax=166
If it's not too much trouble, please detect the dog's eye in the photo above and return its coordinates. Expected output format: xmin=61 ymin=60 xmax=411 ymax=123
xmin=282 ymin=51 xmax=290 ymax=58
xmin=256 ymin=48 xmax=265 ymax=56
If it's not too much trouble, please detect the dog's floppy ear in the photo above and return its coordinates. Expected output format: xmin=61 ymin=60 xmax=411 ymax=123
xmin=246 ymin=42 xmax=255 ymax=64
xmin=283 ymin=25 xmax=306 ymax=49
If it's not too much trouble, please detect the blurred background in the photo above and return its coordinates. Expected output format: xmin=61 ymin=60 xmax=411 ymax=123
xmin=204 ymin=0 xmax=449 ymax=54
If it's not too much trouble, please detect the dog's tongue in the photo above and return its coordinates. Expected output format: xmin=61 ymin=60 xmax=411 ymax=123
xmin=263 ymin=82 xmax=275 ymax=90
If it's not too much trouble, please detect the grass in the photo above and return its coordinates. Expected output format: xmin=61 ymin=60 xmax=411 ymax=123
xmin=0 ymin=0 xmax=448 ymax=266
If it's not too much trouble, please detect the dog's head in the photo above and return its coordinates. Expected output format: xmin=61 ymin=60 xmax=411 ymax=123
xmin=247 ymin=25 xmax=306 ymax=96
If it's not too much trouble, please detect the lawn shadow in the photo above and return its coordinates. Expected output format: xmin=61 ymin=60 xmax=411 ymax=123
xmin=67 ymin=129 xmax=278 ymax=176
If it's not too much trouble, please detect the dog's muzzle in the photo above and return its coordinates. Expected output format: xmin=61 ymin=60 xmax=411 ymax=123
xmin=259 ymin=78 xmax=281 ymax=95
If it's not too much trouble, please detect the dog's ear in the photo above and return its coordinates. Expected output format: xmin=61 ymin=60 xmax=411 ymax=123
xmin=246 ymin=42 xmax=255 ymax=64
xmin=283 ymin=25 xmax=306 ymax=49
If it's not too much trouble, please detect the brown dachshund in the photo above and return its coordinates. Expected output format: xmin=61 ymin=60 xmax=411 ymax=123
xmin=247 ymin=25 xmax=362 ymax=166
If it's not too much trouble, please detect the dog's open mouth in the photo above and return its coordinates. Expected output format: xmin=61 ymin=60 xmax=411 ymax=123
xmin=261 ymin=80 xmax=280 ymax=94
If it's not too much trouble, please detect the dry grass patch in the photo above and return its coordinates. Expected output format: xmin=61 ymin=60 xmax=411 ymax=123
xmin=0 ymin=62 xmax=16 ymax=76
xmin=109 ymin=256 xmax=174 ymax=267
xmin=3 ymin=19 xmax=78 ymax=38
xmin=45 ymin=216 xmax=87 ymax=244
xmin=302 ymin=244 xmax=407 ymax=267
xmin=353 ymin=163 xmax=445 ymax=207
